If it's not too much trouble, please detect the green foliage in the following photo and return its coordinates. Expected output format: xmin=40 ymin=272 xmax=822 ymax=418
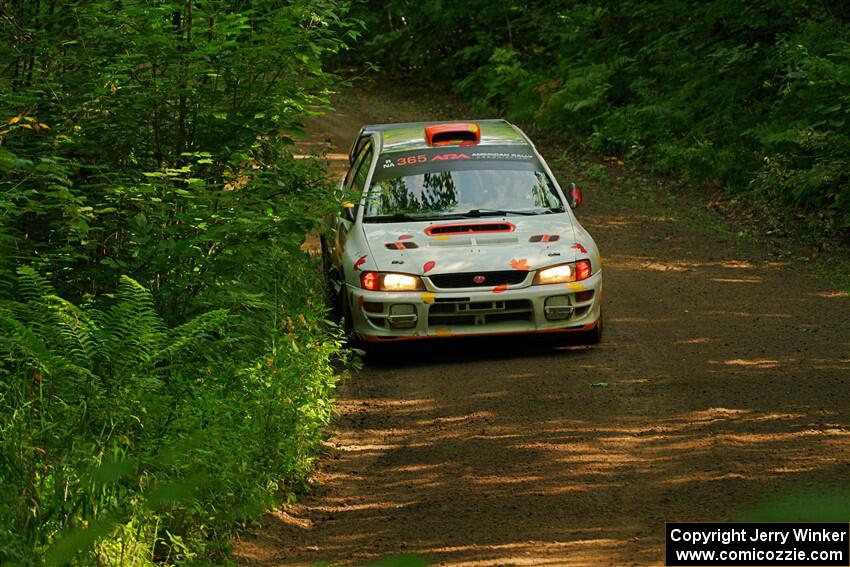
xmin=0 ymin=0 xmax=358 ymax=300
xmin=357 ymin=0 xmax=850 ymax=236
xmin=0 ymin=0 xmax=357 ymax=563
xmin=742 ymin=488 xmax=850 ymax=522
xmin=1 ymin=257 xmax=345 ymax=564
xmin=0 ymin=268 xmax=224 ymax=562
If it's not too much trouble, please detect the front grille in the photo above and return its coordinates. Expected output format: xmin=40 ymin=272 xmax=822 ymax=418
xmin=429 ymin=270 xmax=528 ymax=289
xmin=428 ymin=299 xmax=533 ymax=328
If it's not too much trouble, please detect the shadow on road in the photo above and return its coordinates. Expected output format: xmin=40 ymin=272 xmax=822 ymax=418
xmin=360 ymin=335 xmax=595 ymax=369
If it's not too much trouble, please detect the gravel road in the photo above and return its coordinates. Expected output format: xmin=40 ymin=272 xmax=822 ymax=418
xmin=235 ymin=86 xmax=850 ymax=567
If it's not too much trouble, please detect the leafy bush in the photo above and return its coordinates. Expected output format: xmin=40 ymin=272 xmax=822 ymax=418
xmin=0 ymin=269 xmax=225 ymax=562
xmin=1 ymin=0 xmax=359 ymax=300
xmin=0 ymin=264 xmax=343 ymax=564
xmin=0 ymin=0 xmax=358 ymax=563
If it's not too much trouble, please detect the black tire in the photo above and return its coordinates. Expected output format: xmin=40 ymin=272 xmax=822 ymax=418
xmin=340 ymin=284 xmax=355 ymax=340
xmin=319 ymin=241 xmax=370 ymax=354
xmin=340 ymin=288 xmax=375 ymax=356
xmin=320 ymin=236 xmax=342 ymax=322
xmin=576 ymin=308 xmax=603 ymax=345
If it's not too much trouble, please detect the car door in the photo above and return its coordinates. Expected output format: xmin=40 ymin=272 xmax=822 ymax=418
xmin=332 ymin=137 xmax=373 ymax=267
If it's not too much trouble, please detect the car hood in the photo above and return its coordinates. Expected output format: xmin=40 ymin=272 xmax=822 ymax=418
xmin=361 ymin=214 xmax=580 ymax=275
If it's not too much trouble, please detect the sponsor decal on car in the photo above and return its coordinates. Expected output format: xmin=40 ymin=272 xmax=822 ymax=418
xmin=374 ymin=145 xmax=540 ymax=181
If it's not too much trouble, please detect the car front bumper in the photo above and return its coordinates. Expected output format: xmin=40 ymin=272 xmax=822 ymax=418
xmin=347 ymin=271 xmax=603 ymax=342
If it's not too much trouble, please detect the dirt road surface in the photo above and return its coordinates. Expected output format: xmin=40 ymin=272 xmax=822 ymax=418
xmin=235 ymin=87 xmax=850 ymax=566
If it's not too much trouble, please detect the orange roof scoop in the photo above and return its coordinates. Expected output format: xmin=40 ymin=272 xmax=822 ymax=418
xmin=424 ymin=122 xmax=481 ymax=146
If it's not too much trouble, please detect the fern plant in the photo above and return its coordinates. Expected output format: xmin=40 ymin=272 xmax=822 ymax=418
xmin=0 ymin=267 xmax=227 ymax=564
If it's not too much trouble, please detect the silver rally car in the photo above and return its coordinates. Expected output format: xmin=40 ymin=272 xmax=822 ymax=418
xmin=321 ymin=120 xmax=603 ymax=345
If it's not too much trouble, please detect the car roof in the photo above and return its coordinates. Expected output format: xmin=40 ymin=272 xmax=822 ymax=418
xmin=362 ymin=119 xmax=531 ymax=153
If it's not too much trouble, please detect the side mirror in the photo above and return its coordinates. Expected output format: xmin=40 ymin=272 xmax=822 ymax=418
xmin=342 ymin=201 xmax=356 ymax=223
xmin=567 ymin=182 xmax=583 ymax=209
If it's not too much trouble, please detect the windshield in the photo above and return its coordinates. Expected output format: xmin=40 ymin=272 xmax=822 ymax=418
xmin=364 ymin=149 xmax=565 ymax=220
xmin=365 ymin=169 xmax=563 ymax=219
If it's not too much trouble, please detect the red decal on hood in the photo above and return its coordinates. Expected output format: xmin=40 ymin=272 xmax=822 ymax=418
xmin=386 ymin=241 xmax=419 ymax=250
xmin=423 ymin=260 xmax=436 ymax=273
xmin=572 ymin=243 xmax=588 ymax=254
xmin=354 ymin=255 xmax=367 ymax=270
xmin=530 ymin=234 xmax=560 ymax=243
xmin=511 ymin=258 xmax=529 ymax=271
xmin=398 ymin=234 xmax=413 ymax=240
xmin=493 ymin=284 xmax=508 ymax=294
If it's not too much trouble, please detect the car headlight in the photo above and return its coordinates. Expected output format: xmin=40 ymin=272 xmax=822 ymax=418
xmin=360 ymin=271 xmax=424 ymax=291
xmin=383 ymin=273 xmax=422 ymax=291
xmin=533 ymin=260 xmax=592 ymax=285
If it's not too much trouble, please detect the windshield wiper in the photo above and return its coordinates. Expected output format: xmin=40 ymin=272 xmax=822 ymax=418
xmin=458 ymin=208 xmax=555 ymax=217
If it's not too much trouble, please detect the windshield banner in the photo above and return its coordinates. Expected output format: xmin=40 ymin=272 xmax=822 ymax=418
xmin=372 ymin=145 xmax=541 ymax=182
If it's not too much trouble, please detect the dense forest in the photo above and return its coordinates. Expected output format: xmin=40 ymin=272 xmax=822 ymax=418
xmin=356 ymin=0 xmax=850 ymax=238
xmin=1 ymin=0 xmax=848 ymax=564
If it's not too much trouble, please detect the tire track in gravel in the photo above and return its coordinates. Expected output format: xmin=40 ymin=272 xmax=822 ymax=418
xmin=235 ymin=86 xmax=850 ymax=567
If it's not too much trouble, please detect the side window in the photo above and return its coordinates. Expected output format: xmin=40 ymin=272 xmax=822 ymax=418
xmin=345 ymin=138 xmax=372 ymax=189
xmin=341 ymin=141 xmax=372 ymax=220
xmin=352 ymin=148 xmax=372 ymax=193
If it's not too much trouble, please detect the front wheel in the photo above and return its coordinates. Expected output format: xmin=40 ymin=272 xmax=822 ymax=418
xmin=320 ymin=236 xmax=342 ymax=321
xmin=576 ymin=309 xmax=603 ymax=345
xmin=340 ymin=288 xmax=376 ymax=357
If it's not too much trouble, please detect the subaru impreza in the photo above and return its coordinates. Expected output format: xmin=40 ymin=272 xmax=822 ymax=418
xmin=321 ymin=120 xmax=603 ymax=346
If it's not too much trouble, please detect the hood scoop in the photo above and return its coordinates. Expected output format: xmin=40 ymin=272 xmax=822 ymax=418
xmin=425 ymin=221 xmax=515 ymax=236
